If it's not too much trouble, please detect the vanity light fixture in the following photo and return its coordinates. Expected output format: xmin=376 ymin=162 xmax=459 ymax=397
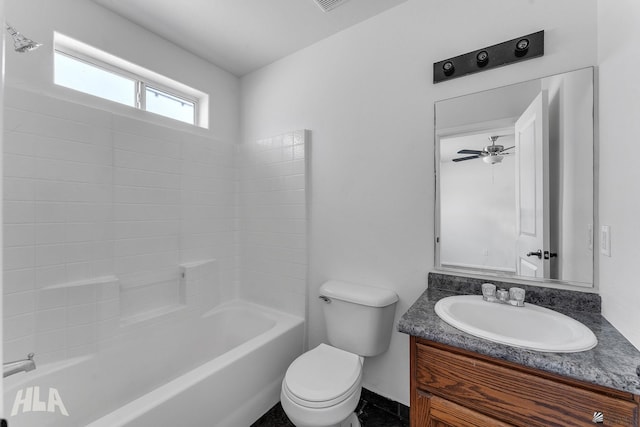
xmin=433 ymin=30 xmax=544 ymax=83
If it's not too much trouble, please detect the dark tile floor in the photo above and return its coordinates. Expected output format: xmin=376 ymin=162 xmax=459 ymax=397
xmin=251 ymin=390 xmax=409 ymax=427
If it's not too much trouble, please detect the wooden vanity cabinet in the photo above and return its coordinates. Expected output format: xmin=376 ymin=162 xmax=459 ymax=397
xmin=410 ymin=337 xmax=640 ymax=427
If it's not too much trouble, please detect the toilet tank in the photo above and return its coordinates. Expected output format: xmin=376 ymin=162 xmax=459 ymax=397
xmin=319 ymin=280 xmax=398 ymax=357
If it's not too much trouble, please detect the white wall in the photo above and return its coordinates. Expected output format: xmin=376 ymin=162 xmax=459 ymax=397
xmin=241 ymin=0 xmax=597 ymax=404
xmin=597 ymin=0 xmax=640 ymax=349
xmin=436 ymin=80 xmax=539 ymax=130
xmin=543 ymin=69 xmax=594 ymax=285
xmin=440 ymin=133 xmax=516 ymax=272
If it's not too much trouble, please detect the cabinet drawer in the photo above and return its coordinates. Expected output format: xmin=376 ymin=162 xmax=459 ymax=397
xmin=415 ymin=343 xmax=638 ymax=427
xmin=422 ymin=391 xmax=514 ymax=427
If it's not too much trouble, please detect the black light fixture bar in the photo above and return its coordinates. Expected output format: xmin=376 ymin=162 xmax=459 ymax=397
xmin=433 ymin=30 xmax=544 ymax=84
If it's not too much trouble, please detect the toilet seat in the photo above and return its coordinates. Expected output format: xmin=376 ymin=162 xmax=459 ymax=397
xmin=283 ymin=344 xmax=363 ymax=409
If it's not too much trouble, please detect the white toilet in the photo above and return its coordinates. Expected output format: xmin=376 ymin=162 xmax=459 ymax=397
xmin=281 ymin=280 xmax=398 ymax=427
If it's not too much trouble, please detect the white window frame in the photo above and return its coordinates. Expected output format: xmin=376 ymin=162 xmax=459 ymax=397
xmin=141 ymin=83 xmax=198 ymax=124
xmin=54 ymin=33 xmax=208 ymax=128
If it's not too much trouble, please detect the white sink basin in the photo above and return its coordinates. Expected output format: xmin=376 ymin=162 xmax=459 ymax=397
xmin=434 ymin=295 xmax=597 ymax=353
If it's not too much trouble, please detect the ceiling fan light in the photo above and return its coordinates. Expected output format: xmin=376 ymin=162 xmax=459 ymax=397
xmin=483 ymin=154 xmax=503 ymax=164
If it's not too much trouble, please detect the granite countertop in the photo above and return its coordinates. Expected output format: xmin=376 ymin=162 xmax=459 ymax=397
xmin=398 ymin=273 xmax=640 ymax=395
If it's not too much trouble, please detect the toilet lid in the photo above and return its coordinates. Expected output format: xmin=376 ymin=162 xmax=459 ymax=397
xmin=284 ymin=344 xmax=362 ymax=406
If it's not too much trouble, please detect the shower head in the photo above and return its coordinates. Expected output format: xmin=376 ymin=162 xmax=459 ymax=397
xmin=5 ymin=23 xmax=42 ymax=53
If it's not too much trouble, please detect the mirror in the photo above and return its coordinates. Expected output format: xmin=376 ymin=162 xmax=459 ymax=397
xmin=435 ymin=67 xmax=594 ymax=287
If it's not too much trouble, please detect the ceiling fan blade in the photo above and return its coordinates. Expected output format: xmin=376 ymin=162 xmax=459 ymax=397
xmin=452 ymin=155 xmax=480 ymax=162
xmin=502 ymin=146 xmax=515 ymax=152
xmin=457 ymin=149 xmax=484 ymax=155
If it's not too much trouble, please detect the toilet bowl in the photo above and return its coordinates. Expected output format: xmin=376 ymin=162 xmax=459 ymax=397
xmin=281 ymin=344 xmax=363 ymax=427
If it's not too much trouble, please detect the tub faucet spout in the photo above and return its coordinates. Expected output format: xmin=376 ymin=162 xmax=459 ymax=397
xmin=3 ymin=353 xmax=36 ymax=378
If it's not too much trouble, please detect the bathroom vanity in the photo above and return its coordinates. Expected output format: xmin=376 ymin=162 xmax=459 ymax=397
xmin=420 ymin=65 xmax=640 ymax=424
xmin=410 ymin=339 xmax=639 ymax=426
xmin=399 ymin=275 xmax=640 ymax=427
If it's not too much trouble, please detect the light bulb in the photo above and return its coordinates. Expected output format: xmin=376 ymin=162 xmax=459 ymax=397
xmin=483 ymin=155 xmax=503 ymax=164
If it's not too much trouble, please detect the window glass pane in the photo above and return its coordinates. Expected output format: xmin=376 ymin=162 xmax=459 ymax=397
xmin=145 ymin=86 xmax=195 ymax=125
xmin=54 ymin=51 xmax=136 ymax=107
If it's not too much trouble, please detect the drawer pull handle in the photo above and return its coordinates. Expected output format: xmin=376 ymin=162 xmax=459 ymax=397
xmin=592 ymin=411 xmax=604 ymax=424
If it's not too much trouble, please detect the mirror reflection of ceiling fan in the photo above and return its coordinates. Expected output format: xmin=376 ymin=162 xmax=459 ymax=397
xmin=453 ymin=135 xmax=515 ymax=164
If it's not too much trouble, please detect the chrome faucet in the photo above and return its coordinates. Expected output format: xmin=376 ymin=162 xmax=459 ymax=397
xmin=3 ymin=353 xmax=36 ymax=378
xmin=481 ymin=283 xmax=526 ymax=307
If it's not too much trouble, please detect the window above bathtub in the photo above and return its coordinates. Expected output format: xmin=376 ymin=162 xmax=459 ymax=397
xmin=53 ymin=33 xmax=208 ymax=128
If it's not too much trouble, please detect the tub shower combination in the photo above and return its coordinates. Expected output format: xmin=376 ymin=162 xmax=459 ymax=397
xmin=2 ymin=30 xmax=309 ymax=423
xmin=5 ymin=300 xmax=303 ymax=426
xmin=2 ymin=75 xmax=310 ymax=426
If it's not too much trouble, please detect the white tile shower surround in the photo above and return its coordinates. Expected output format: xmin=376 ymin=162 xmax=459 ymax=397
xmin=238 ymin=130 xmax=308 ymax=318
xmin=2 ymin=88 xmax=309 ymax=367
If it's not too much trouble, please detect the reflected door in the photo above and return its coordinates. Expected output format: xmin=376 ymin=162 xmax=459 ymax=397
xmin=515 ymin=91 xmax=549 ymax=278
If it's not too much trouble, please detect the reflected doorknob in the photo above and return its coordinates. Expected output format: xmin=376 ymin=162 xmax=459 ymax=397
xmin=526 ymin=249 xmax=543 ymax=259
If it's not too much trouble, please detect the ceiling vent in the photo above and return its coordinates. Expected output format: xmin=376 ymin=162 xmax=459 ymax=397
xmin=313 ymin=0 xmax=352 ymax=12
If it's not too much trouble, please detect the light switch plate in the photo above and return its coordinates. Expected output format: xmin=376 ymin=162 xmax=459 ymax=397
xmin=600 ymin=225 xmax=611 ymax=257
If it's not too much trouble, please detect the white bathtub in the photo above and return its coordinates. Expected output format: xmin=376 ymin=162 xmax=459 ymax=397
xmin=4 ymin=301 xmax=304 ymax=427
